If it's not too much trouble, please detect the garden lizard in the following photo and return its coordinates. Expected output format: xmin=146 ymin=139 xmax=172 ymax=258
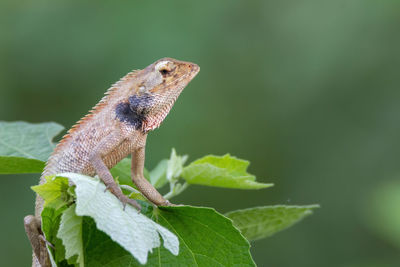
xmin=24 ymin=58 xmax=200 ymax=267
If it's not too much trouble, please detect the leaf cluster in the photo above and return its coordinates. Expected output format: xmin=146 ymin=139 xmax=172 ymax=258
xmin=0 ymin=121 xmax=318 ymax=266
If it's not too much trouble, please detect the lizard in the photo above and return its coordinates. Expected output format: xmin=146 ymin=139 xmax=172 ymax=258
xmin=23 ymin=57 xmax=200 ymax=267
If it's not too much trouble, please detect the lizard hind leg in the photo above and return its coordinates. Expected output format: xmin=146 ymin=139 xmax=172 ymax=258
xmin=24 ymin=215 xmax=50 ymax=267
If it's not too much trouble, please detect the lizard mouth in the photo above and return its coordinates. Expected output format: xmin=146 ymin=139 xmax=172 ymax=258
xmin=189 ymin=63 xmax=200 ymax=77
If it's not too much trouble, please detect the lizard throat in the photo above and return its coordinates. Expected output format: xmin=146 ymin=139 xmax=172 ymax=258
xmin=114 ymin=93 xmax=177 ymax=132
xmin=142 ymin=100 xmax=175 ymax=132
xmin=115 ymin=102 xmax=146 ymax=130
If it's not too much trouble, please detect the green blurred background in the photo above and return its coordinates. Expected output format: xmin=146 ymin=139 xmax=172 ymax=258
xmin=1 ymin=0 xmax=400 ymax=266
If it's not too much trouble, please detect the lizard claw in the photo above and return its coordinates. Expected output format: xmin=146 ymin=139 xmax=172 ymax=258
xmin=161 ymin=200 xmax=181 ymax=207
xmin=163 ymin=200 xmax=173 ymax=206
xmin=102 ymin=185 xmax=141 ymax=212
xmin=120 ymin=196 xmax=141 ymax=212
xmin=104 ymin=185 xmax=110 ymax=193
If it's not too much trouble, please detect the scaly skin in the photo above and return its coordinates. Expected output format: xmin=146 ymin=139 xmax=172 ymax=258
xmin=24 ymin=58 xmax=200 ymax=267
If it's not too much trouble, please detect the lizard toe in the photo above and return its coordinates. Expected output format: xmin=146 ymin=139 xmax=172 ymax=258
xmin=120 ymin=196 xmax=141 ymax=212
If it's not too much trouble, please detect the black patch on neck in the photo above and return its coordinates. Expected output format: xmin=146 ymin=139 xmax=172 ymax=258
xmin=115 ymin=94 xmax=154 ymax=130
xmin=115 ymin=102 xmax=145 ymax=130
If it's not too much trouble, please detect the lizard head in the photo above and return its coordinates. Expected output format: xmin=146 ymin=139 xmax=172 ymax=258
xmin=141 ymin=57 xmax=200 ymax=96
xmin=115 ymin=58 xmax=200 ymax=132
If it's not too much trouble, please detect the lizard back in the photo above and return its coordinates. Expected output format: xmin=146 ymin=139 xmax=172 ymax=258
xmin=42 ymin=70 xmax=140 ymax=178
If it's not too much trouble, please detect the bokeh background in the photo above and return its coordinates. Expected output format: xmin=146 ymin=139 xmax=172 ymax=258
xmin=1 ymin=0 xmax=400 ymax=266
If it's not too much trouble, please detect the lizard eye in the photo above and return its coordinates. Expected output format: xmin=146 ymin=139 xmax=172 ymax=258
xmin=159 ymin=68 xmax=170 ymax=76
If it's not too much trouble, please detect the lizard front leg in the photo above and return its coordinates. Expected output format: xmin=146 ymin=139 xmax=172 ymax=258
xmin=89 ymin=134 xmax=141 ymax=211
xmin=131 ymin=135 xmax=171 ymax=206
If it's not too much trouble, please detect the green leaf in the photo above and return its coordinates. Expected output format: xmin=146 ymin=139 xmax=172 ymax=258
xmin=110 ymin=158 xmax=134 ymax=187
xmin=182 ymin=154 xmax=273 ymax=189
xmin=57 ymin=204 xmax=84 ymax=267
xmin=364 ymin=180 xmax=400 ymax=249
xmin=0 ymin=156 xmax=45 ymax=174
xmin=41 ymin=205 xmax=68 ymax=266
xmin=82 ymin=203 xmax=255 ymax=266
xmin=0 ymin=121 xmax=63 ymax=174
xmin=37 ymin=178 xmax=78 ymax=266
xmin=0 ymin=121 xmax=63 ymax=161
xmin=31 ymin=176 xmax=71 ymax=209
xmin=53 ymin=173 xmax=254 ymax=266
xmin=59 ymin=172 xmax=179 ymax=265
xmin=149 ymin=159 xmax=168 ymax=189
xmin=166 ymin=148 xmax=188 ymax=183
xmin=225 ymin=205 xmax=319 ymax=241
